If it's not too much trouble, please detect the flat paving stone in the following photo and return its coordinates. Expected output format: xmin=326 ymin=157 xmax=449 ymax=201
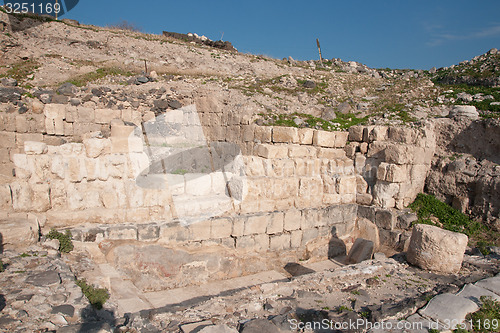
xmin=457 ymin=283 xmax=500 ymax=305
xmin=180 ymin=320 xmax=213 ymax=333
xmin=25 ymin=271 xmax=61 ymax=286
xmin=198 ymin=324 xmax=238 ymax=333
xmin=475 ymin=275 xmax=500 ymax=296
xmin=143 ymin=270 xmax=287 ymax=309
xmin=51 ymin=304 xmax=75 ymax=317
xmin=116 ymin=297 xmax=154 ymax=315
xmin=418 ymin=293 xmax=478 ymax=329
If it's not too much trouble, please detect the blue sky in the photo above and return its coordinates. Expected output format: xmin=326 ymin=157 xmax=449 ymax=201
xmin=55 ymin=0 xmax=500 ymax=69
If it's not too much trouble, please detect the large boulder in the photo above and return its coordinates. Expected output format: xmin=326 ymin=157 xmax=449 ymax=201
xmin=406 ymin=224 xmax=468 ymax=274
xmin=449 ymin=105 xmax=479 ymax=120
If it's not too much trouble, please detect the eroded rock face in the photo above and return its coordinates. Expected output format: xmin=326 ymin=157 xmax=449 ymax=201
xmin=406 ymin=224 xmax=468 ymax=274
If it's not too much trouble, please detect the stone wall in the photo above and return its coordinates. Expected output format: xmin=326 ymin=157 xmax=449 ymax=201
xmin=345 ymin=123 xmax=436 ymax=209
xmin=0 ymin=99 xmax=437 ymax=290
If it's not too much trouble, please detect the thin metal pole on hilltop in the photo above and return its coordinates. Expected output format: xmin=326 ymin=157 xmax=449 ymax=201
xmin=316 ymin=38 xmax=323 ymax=65
xmin=55 ymin=0 xmax=58 ymax=20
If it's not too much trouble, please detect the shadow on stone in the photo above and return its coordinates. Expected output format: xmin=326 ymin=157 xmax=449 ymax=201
xmin=284 ymin=263 xmax=315 ymax=277
xmin=328 ymin=227 xmax=347 ymax=259
xmin=0 ymin=294 xmax=5 ymax=312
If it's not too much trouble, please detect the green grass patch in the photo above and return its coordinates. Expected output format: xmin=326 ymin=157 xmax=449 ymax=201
xmin=455 ymin=296 xmax=500 ymax=333
xmin=409 ymin=193 xmax=484 ymax=237
xmin=47 ymin=229 xmax=74 ymax=253
xmin=76 ymin=279 xmax=109 ymax=310
xmin=64 ymin=67 xmax=135 ymax=87
xmin=436 ymin=83 xmax=500 ymax=113
xmin=259 ymin=111 xmax=367 ymax=131
xmin=0 ymin=58 xmax=40 ymax=82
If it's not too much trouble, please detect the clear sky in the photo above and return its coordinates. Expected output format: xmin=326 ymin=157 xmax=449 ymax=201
xmin=57 ymin=0 xmax=500 ymax=69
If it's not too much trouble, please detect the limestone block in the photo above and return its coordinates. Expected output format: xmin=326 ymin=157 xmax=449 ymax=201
xmin=312 ymin=130 xmax=336 ymax=148
xmin=188 ymin=219 xmax=212 ymax=241
xmin=254 ymin=234 xmax=270 ymax=252
xmin=344 ymin=143 xmax=357 ymax=159
xmin=284 ymin=209 xmax=302 ymax=231
xmin=255 ymin=144 xmax=288 ymax=159
xmin=346 ymin=238 xmax=374 ymax=264
xmin=359 ymin=142 xmax=368 ymax=154
xmin=31 ymin=183 xmax=51 ymax=212
xmin=356 ymin=193 xmax=373 ymax=206
xmin=0 ymin=184 xmax=12 ymax=209
xmin=254 ymin=126 xmax=272 ymax=143
xmin=236 ymin=235 xmax=255 ymax=250
xmin=385 ymin=164 xmax=407 ymax=183
xmin=407 ymin=224 xmax=468 ymax=274
xmin=388 ymin=127 xmax=416 ymax=144
xmin=101 ymin=191 xmax=118 ymax=209
xmin=356 ymin=175 xmax=368 ymax=193
xmin=375 ymin=209 xmax=396 ymax=230
xmin=64 ymin=105 xmax=77 ymax=123
xmin=244 ymin=156 xmax=265 ymax=177
xmin=83 ymin=138 xmax=110 ymax=158
xmin=128 ymin=152 xmax=150 ymax=179
xmin=301 ymin=228 xmax=319 ymax=245
xmin=355 ymin=218 xmax=380 ymax=251
xmin=211 ymin=217 xmax=232 ymax=239
xmin=0 ymin=218 xmax=39 ymax=250
xmin=269 ymin=233 xmax=291 ymax=251
xmin=354 ymin=154 xmax=366 ymax=173
xmin=227 ymin=176 xmax=247 ymax=201
xmin=137 ymin=224 xmax=160 ymax=241
xmin=15 ymin=115 xmax=28 ymax=133
xmin=288 ymin=145 xmax=312 ymax=158
xmin=266 ymin=212 xmax=284 ymax=234
xmin=348 ymin=126 xmax=364 ymax=142
xmin=110 ymin=137 xmax=144 ymax=154
xmin=0 ymin=131 xmax=16 ymax=148
xmin=373 ymin=181 xmax=400 ymax=208
xmin=232 ymin=217 xmax=245 ymax=237
xmin=366 ymin=141 xmax=388 ymax=158
xmin=334 ymin=131 xmax=349 ymax=148
xmin=111 ymin=120 xmax=135 ymax=138
xmin=384 ymin=144 xmax=415 ymax=165
xmin=95 ymin=108 xmax=121 ymax=124
xmin=272 ymin=126 xmax=299 ymax=143
xmin=67 ymin=157 xmax=87 ymax=182
xmin=10 ymin=181 xmax=33 ymax=211
xmin=241 ymin=125 xmax=254 ymax=142
xmin=63 ymin=122 xmax=73 ymax=136
xmin=324 ymin=193 xmax=341 ymax=205
xmin=317 ymin=148 xmax=346 ymax=159
xmin=368 ymin=126 xmax=388 ymax=142
xmin=298 ymin=128 xmax=314 ymax=145
xmin=338 ymin=176 xmax=356 ymax=195
xmin=244 ymin=214 xmax=269 ymax=235
xmin=290 ymin=230 xmax=302 ymax=248
xmin=12 ymin=154 xmax=30 ymax=179
xmin=44 ymin=104 xmax=66 ymax=135
xmin=107 ymin=226 xmax=138 ymax=240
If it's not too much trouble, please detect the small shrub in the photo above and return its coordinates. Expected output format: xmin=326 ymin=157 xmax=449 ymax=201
xmin=409 ymin=193 xmax=483 ymax=237
xmin=0 ymin=259 xmax=4 ymax=272
xmin=76 ymin=279 xmax=110 ymax=310
xmin=47 ymin=229 xmax=74 ymax=253
xmin=465 ymin=296 xmax=500 ymax=333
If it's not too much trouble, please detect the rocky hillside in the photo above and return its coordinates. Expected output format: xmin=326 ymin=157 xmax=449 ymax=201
xmin=432 ymin=48 xmax=500 ymax=87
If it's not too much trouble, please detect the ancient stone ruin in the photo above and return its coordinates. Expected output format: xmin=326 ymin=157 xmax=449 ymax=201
xmin=0 ymin=8 xmax=499 ymax=332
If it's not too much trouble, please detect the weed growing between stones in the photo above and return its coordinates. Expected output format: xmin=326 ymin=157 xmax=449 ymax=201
xmin=409 ymin=193 xmax=483 ymax=237
xmin=0 ymin=259 xmax=3 ymax=272
xmin=409 ymin=193 xmax=500 ymax=252
xmin=47 ymin=229 xmax=74 ymax=253
xmin=64 ymin=67 xmax=136 ymax=87
xmin=455 ymin=296 xmax=500 ymax=333
xmin=76 ymin=279 xmax=110 ymax=310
